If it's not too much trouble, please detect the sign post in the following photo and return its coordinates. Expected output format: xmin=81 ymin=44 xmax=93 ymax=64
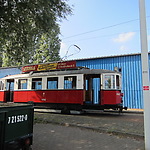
xmin=139 ymin=0 xmax=150 ymax=149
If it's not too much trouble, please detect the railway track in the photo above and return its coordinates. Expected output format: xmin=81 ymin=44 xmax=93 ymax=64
xmin=34 ymin=108 xmax=143 ymax=116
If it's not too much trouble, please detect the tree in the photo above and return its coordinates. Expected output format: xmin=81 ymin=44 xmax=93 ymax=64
xmin=32 ymin=23 xmax=61 ymax=64
xmin=0 ymin=0 xmax=72 ymax=67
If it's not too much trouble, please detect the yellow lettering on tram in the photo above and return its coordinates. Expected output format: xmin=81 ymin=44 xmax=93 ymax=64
xmin=37 ymin=63 xmax=57 ymax=71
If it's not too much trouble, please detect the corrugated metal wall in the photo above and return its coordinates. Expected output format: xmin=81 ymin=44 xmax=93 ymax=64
xmin=76 ymin=54 xmax=144 ymax=109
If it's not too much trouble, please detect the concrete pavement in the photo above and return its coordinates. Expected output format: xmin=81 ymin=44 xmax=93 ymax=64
xmin=33 ymin=123 xmax=144 ymax=150
xmin=33 ymin=111 xmax=145 ymax=150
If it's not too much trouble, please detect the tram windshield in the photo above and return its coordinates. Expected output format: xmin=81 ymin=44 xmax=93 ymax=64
xmin=102 ymin=74 xmax=121 ymax=90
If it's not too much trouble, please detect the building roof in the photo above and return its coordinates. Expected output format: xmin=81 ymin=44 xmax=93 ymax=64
xmin=72 ymin=52 xmax=142 ymax=61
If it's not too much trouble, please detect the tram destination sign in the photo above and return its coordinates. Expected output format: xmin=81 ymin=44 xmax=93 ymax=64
xmin=22 ymin=61 xmax=76 ymax=73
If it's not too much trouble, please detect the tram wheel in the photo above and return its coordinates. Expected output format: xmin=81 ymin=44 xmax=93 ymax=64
xmin=119 ymin=107 xmax=123 ymax=114
xmin=61 ymin=107 xmax=70 ymax=114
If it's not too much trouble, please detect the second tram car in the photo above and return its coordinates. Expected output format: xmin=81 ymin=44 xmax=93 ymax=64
xmin=0 ymin=61 xmax=127 ymax=113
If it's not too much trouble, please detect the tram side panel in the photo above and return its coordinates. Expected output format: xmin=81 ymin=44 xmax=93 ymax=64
xmin=13 ymin=90 xmax=84 ymax=105
xmin=0 ymin=91 xmax=9 ymax=102
xmin=0 ymin=91 xmax=5 ymax=102
xmin=101 ymin=90 xmax=122 ymax=105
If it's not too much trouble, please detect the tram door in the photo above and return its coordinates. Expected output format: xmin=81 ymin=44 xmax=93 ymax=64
xmin=6 ymin=79 xmax=14 ymax=102
xmin=85 ymin=75 xmax=100 ymax=104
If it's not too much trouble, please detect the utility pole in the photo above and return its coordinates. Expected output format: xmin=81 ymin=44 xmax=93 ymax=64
xmin=139 ymin=0 xmax=150 ymax=149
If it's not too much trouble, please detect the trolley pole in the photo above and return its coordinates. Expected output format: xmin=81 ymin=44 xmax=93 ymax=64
xmin=139 ymin=0 xmax=150 ymax=149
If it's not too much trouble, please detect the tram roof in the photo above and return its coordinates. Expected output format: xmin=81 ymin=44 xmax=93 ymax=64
xmin=0 ymin=68 xmax=120 ymax=80
xmin=29 ymin=68 xmax=120 ymax=77
xmin=0 ymin=73 xmax=29 ymax=80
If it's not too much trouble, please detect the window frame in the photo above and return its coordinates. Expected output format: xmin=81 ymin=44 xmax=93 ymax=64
xmin=102 ymin=73 xmax=121 ymax=90
xmin=18 ymin=79 xmax=28 ymax=90
xmin=32 ymin=78 xmax=42 ymax=90
xmin=64 ymin=76 xmax=77 ymax=89
xmin=0 ymin=80 xmax=4 ymax=90
xmin=47 ymin=77 xmax=58 ymax=90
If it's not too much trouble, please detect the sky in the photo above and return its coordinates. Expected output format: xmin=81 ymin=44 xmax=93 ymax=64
xmin=59 ymin=0 xmax=150 ymax=60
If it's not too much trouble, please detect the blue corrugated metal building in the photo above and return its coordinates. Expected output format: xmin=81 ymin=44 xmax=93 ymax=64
xmin=0 ymin=53 xmax=146 ymax=109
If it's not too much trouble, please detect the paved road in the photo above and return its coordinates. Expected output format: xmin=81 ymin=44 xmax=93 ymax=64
xmin=32 ymin=111 xmax=145 ymax=150
xmin=34 ymin=110 xmax=144 ymax=137
xmin=32 ymin=123 xmax=144 ymax=150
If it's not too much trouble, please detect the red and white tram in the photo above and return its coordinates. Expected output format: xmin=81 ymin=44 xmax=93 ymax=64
xmin=0 ymin=61 xmax=127 ymax=113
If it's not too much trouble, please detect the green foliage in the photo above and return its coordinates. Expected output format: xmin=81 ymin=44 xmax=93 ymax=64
xmin=32 ymin=24 xmax=61 ymax=64
xmin=0 ymin=0 xmax=72 ymax=67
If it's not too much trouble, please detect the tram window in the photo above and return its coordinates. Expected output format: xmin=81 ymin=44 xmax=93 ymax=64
xmin=64 ymin=76 xmax=76 ymax=89
xmin=104 ymin=75 xmax=120 ymax=89
xmin=104 ymin=75 xmax=111 ymax=89
xmin=47 ymin=77 xmax=58 ymax=89
xmin=116 ymin=75 xmax=120 ymax=89
xmin=0 ymin=81 xmax=4 ymax=90
xmin=104 ymin=75 xmax=115 ymax=89
xmin=18 ymin=79 xmax=28 ymax=89
xmin=112 ymin=75 xmax=115 ymax=89
xmin=32 ymin=78 xmax=42 ymax=90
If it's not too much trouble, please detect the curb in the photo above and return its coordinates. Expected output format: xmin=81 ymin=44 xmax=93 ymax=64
xmin=123 ymin=109 xmax=143 ymax=114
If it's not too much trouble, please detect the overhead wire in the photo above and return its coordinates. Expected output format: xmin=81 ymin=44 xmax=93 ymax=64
xmin=61 ymin=16 xmax=150 ymax=40
xmin=62 ymin=28 xmax=150 ymax=43
xmin=60 ymin=16 xmax=150 ymax=59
